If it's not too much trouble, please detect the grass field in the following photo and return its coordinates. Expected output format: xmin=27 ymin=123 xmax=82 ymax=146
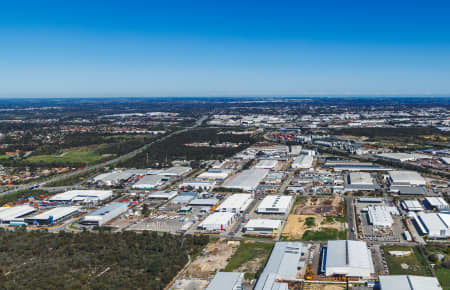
xmin=435 ymin=268 xmax=450 ymax=290
xmin=301 ymin=228 xmax=347 ymax=241
xmin=383 ymin=246 xmax=432 ymax=276
xmin=224 ymin=241 xmax=273 ymax=279
xmin=25 ymin=149 xmax=107 ymax=165
xmin=425 ymin=244 xmax=450 ymax=290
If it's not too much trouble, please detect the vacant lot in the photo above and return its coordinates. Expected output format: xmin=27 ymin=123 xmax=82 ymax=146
xmin=383 ymin=245 xmax=432 ymax=276
xmin=425 ymin=244 xmax=450 ymax=290
xmin=282 ymin=214 xmax=346 ymax=241
xmin=224 ymin=241 xmax=274 ymax=279
xmin=26 ymin=148 xmax=108 ymax=166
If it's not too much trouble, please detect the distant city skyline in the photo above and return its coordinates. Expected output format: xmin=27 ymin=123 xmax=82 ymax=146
xmin=1 ymin=1 xmax=450 ymax=97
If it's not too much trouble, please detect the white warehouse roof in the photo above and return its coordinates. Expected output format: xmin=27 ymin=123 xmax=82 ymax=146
xmin=401 ymin=200 xmax=423 ymax=211
xmin=198 ymin=212 xmax=235 ymax=231
xmin=31 ymin=206 xmax=80 ymax=221
xmin=132 ymin=175 xmax=165 ymax=189
xmin=244 ymin=219 xmax=282 ymax=231
xmin=389 ymin=171 xmax=426 ymax=186
xmin=379 ymin=275 xmax=442 ymax=290
xmin=0 ymin=205 xmax=36 ymax=223
xmin=349 ymin=172 xmax=374 ymax=185
xmin=292 ymin=155 xmax=314 ymax=169
xmin=223 ymin=169 xmax=269 ymax=191
xmin=425 ymin=197 xmax=449 ymax=210
xmin=197 ymin=169 xmax=232 ymax=180
xmin=415 ymin=212 xmax=450 ymax=238
xmin=49 ymin=190 xmax=113 ymax=202
xmin=217 ymin=194 xmax=253 ymax=213
xmin=257 ymin=195 xmax=293 ymax=215
xmin=325 ymin=240 xmax=374 ymax=278
xmin=254 ymin=159 xmax=279 ymax=169
xmin=367 ymin=206 xmax=397 ymax=228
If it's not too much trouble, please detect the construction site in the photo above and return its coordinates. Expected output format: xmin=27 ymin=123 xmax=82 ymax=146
xmin=293 ymin=195 xmax=344 ymax=216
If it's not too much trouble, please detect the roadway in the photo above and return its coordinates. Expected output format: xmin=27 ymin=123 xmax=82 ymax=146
xmin=0 ymin=114 xmax=209 ymax=197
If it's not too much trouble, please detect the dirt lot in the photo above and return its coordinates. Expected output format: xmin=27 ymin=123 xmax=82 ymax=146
xmin=302 ymin=283 xmax=346 ymax=290
xmin=185 ymin=240 xmax=240 ymax=279
xmin=282 ymin=214 xmax=346 ymax=240
xmin=294 ymin=195 xmax=344 ymax=216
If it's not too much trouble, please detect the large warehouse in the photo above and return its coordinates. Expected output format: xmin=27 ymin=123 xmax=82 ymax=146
xmin=414 ymin=212 xmax=450 ymax=238
xmin=223 ymin=169 xmax=269 ymax=191
xmin=324 ymin=240 xmax=374 ymax=278
xmin=388 ymin=170 xmax=426 ymax=186
xmin=197 ymin=169 xmax=232 ymax=181
xmin=132 ymin=175 xmax=166 ymax=189
xmin=0 ymin=205 xmax=36 ymax=224
xmin=379 ymin=275 xmax=442 ymax=290
xmin=401 ymin=200 xmax=423 ymax=212
xmin=80 ymin=202 xmax=128 ymax=226
xmin=366 ymin=206 xmax=398 ymax=228
xmin=344 ymin=172 xmax=379 ymax=192
xmin=197 ymin=212 xmax=236 ymax=231
xmin=292 ymin=155 xmax=314 ymax=169
xmin=148 ymin=190 xmax=178 ymax=200
xmin=256 ymin=195 xmax=293 ymax=215
xmin=254 ymin=159 xmax=279 ymax=169
xmin=49 ymin=190 xmax=113 ymax=204
xmin=216 ymin=194 xmax=253 ymax=213
xmin=425 ymin=197 xmax=449 ymax=211
xmin=243 ymin=219 xmax=282 ymax=235
xmin=25 ymin=206 xmax=80 ymax=226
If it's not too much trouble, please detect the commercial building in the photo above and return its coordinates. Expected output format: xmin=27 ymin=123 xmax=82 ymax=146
xmin=148 ymin=190 xmax=178 ymax=200
xmin=223 ymin=169 xmax=269 ymax=191
xmin=243 ymin=219 xmax=282 ymax=235
xmin=197 ymin=212 xmax=236 ymax=231
xmin=0 ymin=205 xmax=36 ymax=224
xmin=414 ymin=212 xmax=450 ymax=238
xmin=366 ymin=206 xmax=398 ymax=228
xmin=132 ymin=175 xmax=166 ymax=189
xmin=254 ymin=159 xmax=279 ymax=169
xmin=80 ymin=202 xmax=128 ymax=226
xmin=425 ymin=197 xmax=450 ymax=211
xmin=197 ymin=169 xmax=232 ymax=181
xmin=379 ymin=275 xmax=442 ymax=290
xmin=401 ymin=200 xmax=423 ymax=212
xmin=255 ymin=242 xmax=308 ymax=290
xmin=216 ymin=194 xmax=253 ymax=213
xmin=292 ymin=155 xmax=314 ymax=169
xmin=49 ymin=190 xmax=113 ymax=204
xmin=25 ymin=206 xmax=80 ymax=226
xmin=207 ymin=272 xmax=244 ymax=290
xmin=324 ymin=240 xmax=374 ymax=278
xmin=256 ymin=195 xmax=293 ymax=215
xmin=388 ymin=170 xmax=426 ymax=186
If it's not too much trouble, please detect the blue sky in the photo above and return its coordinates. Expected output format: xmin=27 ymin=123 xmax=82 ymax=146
xmin=1 ymin=0 xmax=450 ymax=97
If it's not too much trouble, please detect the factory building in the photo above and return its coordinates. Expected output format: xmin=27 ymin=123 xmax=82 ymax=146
xmin=207 ymin=272 xmax=244 ymax=290
xmin=25 ymin=206 xmax=80 ymax=226
xmin=0 ymin=205 xmax=36 ymax=224
xmin=414 ymin=212 xmax=450 ymax=238
xmin=375 ymin=152 xmax=421 ymax=162
xmin=292 ymin=155 xmax=314 ymax=169
xmin=197 ymin=169 xmax=232 ymax=181
xmin=255 ymin=242 xmax=308 ymax=290
xmin=254 ymin=159 xmax=279 ymax=170
xmin=179 ymin=180 xmax=215 ymax=191
xmin=189 ymin=198 xmax=219 ymax=207
xmin=80 ymin=202 xmax=128 ymax=226
xmin=344 ymin=172 xmax=379 ymax=192
xmin=243 ymin=219 xmax=282 ymax=235
xmin=92 ymin=170 xmax=146 ymax=186
xmin=132 ymin=175 xmax=166 ymax=189
xmin=197 ymin=212 xmax=236 ymax=231
xmin=216 ymin=194 xmax=253 ymax=213
xmin=425 ymin=197 xmax=450 ymax=211
xmin=379 ymin=275 xmax=442 ymax=290
xmin=148 ymin=190 xmax=178 ymax=200
xmin=223 ymin=169 xmax=269 ymax=191
xmin=324 ymin=161 xmax=390 ymax=171
xmin=388 ymin=170 xmax=426 ymax=186
xmin=401 ymin=200 xmax=423 ymax=212
xmin=49 ymin=190 xmax=113 ymax=205
xmin=171 ymin=192 xmax=198 ymax=204
xmin=366 ymin=206 xmax=398 ymax=228
xmin=158 ymin=166 xmax=192 ymax=177
xmin=324 ymin=240 xmax=374 ymax=278
xmin=256 ymin=195 xmax=293 ymax=215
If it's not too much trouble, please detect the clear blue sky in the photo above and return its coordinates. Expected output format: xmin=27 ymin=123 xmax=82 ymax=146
xmin=1 ymin=0 xmax=450 ymax=97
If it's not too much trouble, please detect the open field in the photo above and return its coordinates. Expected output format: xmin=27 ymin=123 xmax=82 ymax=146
xmin=425 ymin=244 xmax=450 ymax=290
xmin=383 ymin=245 xmax=432 ymax=276
xmin=25 ymin=148 xmax=108 ymax=165
xmin=302 ymin=283 xmax=346 ymax=290
xmin=294 ymin=195 xmax=344 ymax=217
xmin=435 ymin=268 xmax=450 ymax=290
xmin=282 ymin=214 xmax=346 ymax=241
xmin=224 ymin=241 xmax=274 ymax=279
xmin=185 ymin=240 xmax=240 ymax=279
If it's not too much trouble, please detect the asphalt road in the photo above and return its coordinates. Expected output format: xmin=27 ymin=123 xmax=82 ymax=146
xmin=346 ymin=196 xmax=357 ymax=240
xmin=0 ymin=114 xmax=209 ymax=197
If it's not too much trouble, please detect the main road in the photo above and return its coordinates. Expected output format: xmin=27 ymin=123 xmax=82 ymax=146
xmin=0 ymin=114 xmax=209 ymax=197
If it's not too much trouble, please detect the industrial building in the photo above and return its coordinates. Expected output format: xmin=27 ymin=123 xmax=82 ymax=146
xmin=254 ymin=159 xmax=279 ymax=169
xmin=401 ymin=200 xmax=423 ymax=212
xmin=148 ymin=190 xmax=178 ymax=200
xmin=390 ymin=185 xmax=427 ymax=195
xmin=49 ymin=190 xmax=113 ymax=204
xmin=375 ymin=152 xmax=421 ymax=162
xmin=179 ymin=180 xmax=215 ymax=191
xmin=344 ymin=172 xmax=379 ymax=192
xmin=425 ymin=197 xmax=449 ymax=211
xmin=366 ymin=205 xmax=398 ymax=228
xmin=414 ymin=212 xmax=450 ymax=238
xmin=207 ymin=272 xmax=244 ymax=290
xmin=223 ymin=168 xmax=269 ymax=191
xmin=25 ymin=206 xmax=80 ymax=226
xmin=324 ymin=240 xmax=374 ymax=278
xmin=197 ymin=169 xmax=232 ymax=181
xmin=80 ymin=202 xmax=128 ymax=226
xmin=171 ymin=192 xmax=198 ymax=204
xmin=132 ymin=175 xmax=166 ymax=189
xmin=256 ymin=195 xmax=293 ymax=215
xmin=189 ymin=198 xmax=219 ymax=207
xmin=323 ymin=161 xmax=390 ymax=171
xmin=158 ymin=166 xmax=191 ymax=177
xmin=0 ymin=205 xmax=36 ymax=224
xmin=243 ymin=219 xmax=282 ymax=235
xmin=92 ymin=170 xmax=146 ymax=186
xmin=388 ymin=170 xmax=426 ymax=186
xmin=216 ymin=194 xmax=253 ymax=213
xmin=379 ymin=275 xmax=442 ymax=290
xmin=197 ymin=212 xmax=236 ymax=231
xmin=292 ymin=154 xmax=314 ymax=169
xmin=255 ymin=242 xmax=308 ymax=290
